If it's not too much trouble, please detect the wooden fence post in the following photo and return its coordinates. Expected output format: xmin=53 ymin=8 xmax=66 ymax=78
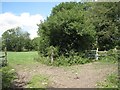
xmin=114 ymin=47 xmax=117 ymax=59
xmin=4 ymin=47 xmax=7 ymax=65
xmin=104 ymin=50 xmax=107 ymax=56
xmin=51 ymin=49 xmax=54 ymax=64
xmin=95 ymin=48 xmax=98 ymax=60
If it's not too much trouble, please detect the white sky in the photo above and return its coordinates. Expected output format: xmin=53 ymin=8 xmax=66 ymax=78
xmin=0 ymin=12 xmax=44 ymax=39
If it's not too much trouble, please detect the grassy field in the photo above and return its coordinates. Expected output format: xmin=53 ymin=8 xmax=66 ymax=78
xmin=3 ymin=51 xmax=50 ymax=88
xmin=7 ymin=51 xmax=38 ymax=66
xmin=5 ymin=51 xmax=118 ymax=88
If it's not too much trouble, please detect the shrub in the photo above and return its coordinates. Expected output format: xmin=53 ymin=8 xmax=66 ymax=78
xmin=34 ymin=56 xmax=51 ymax=66
xmin=1 ymin=66 xmax=16 ymax=89
xmin=99 ymin=55 xmax=117 ymax=64
xmin=35 ymin=53 xmax=91 ymax=67
xmin=99 ymin=49 xmax=118 ymax=63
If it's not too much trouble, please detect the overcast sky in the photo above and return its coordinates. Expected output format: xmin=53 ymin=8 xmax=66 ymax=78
xmin=0 ymin=2 xmax=60 ymax=39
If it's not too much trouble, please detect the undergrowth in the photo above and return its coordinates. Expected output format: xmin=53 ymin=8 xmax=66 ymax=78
xmin=99 ymin=56 xmax=118 ymax=64
xmin=34 ymin=54 xmax=91 ymax=66
xmin=0 ymin=66 xmax=17 ymax=89
xmin=97 ymin=73 xmax=118 ymax=88
xmin=35 ymin=49 xmax=118 ymax=66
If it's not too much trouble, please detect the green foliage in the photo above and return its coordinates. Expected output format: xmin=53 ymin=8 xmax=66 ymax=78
xmin=38 ymin=2 xmax=96 ymax=56
xmin=99 ymin=49 xmax=119 ymax=63
xmin=34 ymin=56 xmax=51 ymax=66
xmin=2 ymin=27 xmax=33 ymax=51
xmin=99 ymin=56 xmax=117 ymax=64
xmin=46 ymin=46 xmax=59 ymax=57
xmin=99 ymin=49 xmax=118 ymax=63
xmin=89 ymin=2 xmax=120 ymax=50
xmin=1 ymin=66 xmax=16 ymax=88
xmin=0 ymin=37 xmax=2 ymax=50
xmin=31 ymin=37 xmax=39 ymax=51
xmin=27 ymin=74 xmax=49 ymax=88
xmin=51 ymin=2 xmax=79 ymax=16
xmin=35 ymin=54 xmax=90 ymax=67
xmin=34 ymin=2 xmax=120 ymax=66
xmin=97 ymin=73 xmax=118 ymax=88
xmin=54 ymin=55 xmax=90 ymax=66
xmin=38 ymin=2 xmax=119 ymax=57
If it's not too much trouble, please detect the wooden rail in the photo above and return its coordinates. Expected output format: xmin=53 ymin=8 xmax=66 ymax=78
xmin=85 ymin=48 xmax=99 ymax=60
xmin=85 ymin=48 xmax=120 ymax=60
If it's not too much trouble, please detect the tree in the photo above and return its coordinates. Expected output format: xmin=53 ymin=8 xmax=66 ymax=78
xmin=38 ymin=2 xmax=120 ymax=57
xmin=32 ymin=37 xmax=39 ymax=51
xmin=87 ymin=2 xmax=120 ymax=50
xmin=38 ymin=2 xmax=96 ymax=56
xmin=2 ymin=27 xmax=32 ymax=51
xmin=0 ymin=37 xmax=2 ymax=50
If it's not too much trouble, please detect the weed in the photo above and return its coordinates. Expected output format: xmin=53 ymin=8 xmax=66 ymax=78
xmin=97 ymin=73 xmax=118 ymax=88
xmin=35 ymin=54 xmax=90 ymax=67
xmin=27 ymin=74 xmax=50 ymax=88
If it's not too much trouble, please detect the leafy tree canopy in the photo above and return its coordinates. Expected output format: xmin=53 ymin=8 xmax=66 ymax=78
xmin=38 ymin=2 xmax=120 ymax=56
xmin=2 ymin=27 xmax=32 ymax=51
xmin=38 ymin=2 xmax=96 ymax=56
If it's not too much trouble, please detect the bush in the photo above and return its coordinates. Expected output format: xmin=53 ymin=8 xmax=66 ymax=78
xmin=34 ymin=56 xmax=51 ymax=66
xmin=35 ymin=54 xmax=90 ymax=67
xmin=99 ymin=49 xmax=118 ymax=63
xmin=1 ymin=66 xmax=17 ymax=89
xmin=99 ymin=55 xmax=117 ymax=64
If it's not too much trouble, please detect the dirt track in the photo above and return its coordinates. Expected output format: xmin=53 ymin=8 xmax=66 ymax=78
xmin=12 ymin=61 xmax=118 ymax=88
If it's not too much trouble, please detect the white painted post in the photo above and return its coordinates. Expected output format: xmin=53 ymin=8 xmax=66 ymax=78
xmin=114 ymin=47 xmax=117 ymax=58
xmin=4 ymin=47 xmax=7 ymax=65
xmin=95 ymin=48 xmax=98 ymax=60
xmin=51 ymin=49 xmax=54 ymax=64
xmin=104 ymin=50 xmax=107 ymax=56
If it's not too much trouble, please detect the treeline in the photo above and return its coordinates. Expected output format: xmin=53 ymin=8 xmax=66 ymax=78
xmin=1 ymin=27 xmax=39 ymax=51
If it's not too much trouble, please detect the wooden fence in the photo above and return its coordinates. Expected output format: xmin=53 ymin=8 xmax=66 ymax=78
xmin=85 ymin=48 xmax=120 ymax=60
xmin=0 ymin=48 xmax=7 ymax=67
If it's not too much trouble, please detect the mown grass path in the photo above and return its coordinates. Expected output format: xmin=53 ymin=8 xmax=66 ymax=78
xmin=8 ymin=52 xmax=118 ymax=88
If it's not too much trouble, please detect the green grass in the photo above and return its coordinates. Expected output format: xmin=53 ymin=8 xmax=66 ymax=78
xmin=2 ymin=52 xmax=51 ymax=88
xmin=7 ymin=51 xmax=38 ymax=66
xmin=26 ymin=74 xmax=50 ymax=88
xmin=97 ymin=73 xmax=118 ymax=88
